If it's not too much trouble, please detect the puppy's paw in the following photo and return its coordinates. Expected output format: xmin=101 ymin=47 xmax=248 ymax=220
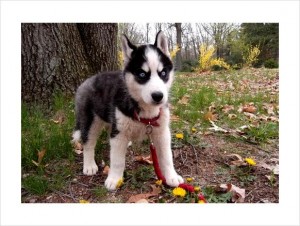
xmin=165 ymin=173 xmax=184 ymax=187
xmin=83 ymin=161 xmax=98 ymax=175
xmin=105 ymin=176 xmax=123 ymax=191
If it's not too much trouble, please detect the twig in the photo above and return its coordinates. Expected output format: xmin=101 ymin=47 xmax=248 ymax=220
xmin=179 ymin=148 xmax=187 ymax=165
xmin=52 ymin=189 xmax=77 ymax=202
xmin=68 ymin=182 xmax=76 ymax=202
xmin=187 ymin=141 xmax=199 ymax=174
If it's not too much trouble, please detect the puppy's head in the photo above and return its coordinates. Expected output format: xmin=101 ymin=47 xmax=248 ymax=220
xmin=121 ymin=31 xmax=174 ymax=107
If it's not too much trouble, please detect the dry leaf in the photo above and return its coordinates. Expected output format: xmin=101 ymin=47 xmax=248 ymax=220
xmin=126 ymin=184 xmax=161 ymax=203
xmin=37 ymin=149 xmax=46 ymax=164
xmin=263 ymin=103 xmax=275 ymax=115
xmin=73 ymin=141 xmax=83 ymax=154
xmin=170 ymin=114 xmax=180 ymax=122
xmin=219 ymin=184 xmax=245 ymax=203
xmin=51 ymin=110 xmax=65 ymax=124
xmin=258 ymin=162 xmax=279 ymax=175
xmin=225 ymin=154 xmax=246 ymax=166
xmin=222 ymin=105 xmax=235 ymax=114
xmin=204 ymin=111 xmax=218 ymax=121
xmin=102 ymin=165 xmax=110 ymax=175
xmin=242 ymin=103 xmax=257 ymax=113
xmin=134 ymin=155 xmax=153 ymax=164
xmin=178 ymin=95 xmax=190 ymax=105
xmin=32 ymin=148 xmax=46 ymax=166
xmin=243 ymin=112 xmax=257 ymax=119
xmin=228 ymin=114 xmax=237 ymax=119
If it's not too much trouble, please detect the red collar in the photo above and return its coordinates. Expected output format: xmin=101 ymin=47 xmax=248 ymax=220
xmin=133 ymin=109 xmax=161 ymax=127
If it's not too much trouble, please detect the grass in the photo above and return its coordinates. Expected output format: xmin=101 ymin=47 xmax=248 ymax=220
xmin=21 ymin=67 xmax=279 ymax=201
xmin=171 ymin=68 xmax=279 ymax=141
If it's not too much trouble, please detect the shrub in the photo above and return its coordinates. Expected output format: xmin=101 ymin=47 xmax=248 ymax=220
xmin=264 ymin=59 xmax=279 ymax=68
xmin=198 ymin=44 xmax=230 ymax=72
xmin=182 ymin=59 xmax=198 ymax=72
xmin=243 ymin=45 xmax=261 ymax=67
xmin=170 ymin=45 xmax=180 ymax=60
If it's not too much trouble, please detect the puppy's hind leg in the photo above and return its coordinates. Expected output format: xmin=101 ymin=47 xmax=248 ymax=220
xmin=105 ymin=134 xmax=128 ymax=191
xmin=82 ymin=116 xmax=102 ymax=176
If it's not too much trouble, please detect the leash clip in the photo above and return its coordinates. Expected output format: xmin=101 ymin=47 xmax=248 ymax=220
xmin=145 ymin=123 xmax=153 ymax=135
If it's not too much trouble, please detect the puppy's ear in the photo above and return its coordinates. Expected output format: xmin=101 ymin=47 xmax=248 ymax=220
xmin=121 ymin=34 xmax=137 ymax=64
xmin=154 ymin=31 xmax=170 ymax=57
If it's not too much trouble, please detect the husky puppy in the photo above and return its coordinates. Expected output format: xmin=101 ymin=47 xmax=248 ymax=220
xmin=72 ymin=31 xmax=183 ymax=190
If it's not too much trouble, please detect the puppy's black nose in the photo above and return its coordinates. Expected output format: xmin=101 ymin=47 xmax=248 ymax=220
xmin=151 ymin=92 xmax=164 ymax=103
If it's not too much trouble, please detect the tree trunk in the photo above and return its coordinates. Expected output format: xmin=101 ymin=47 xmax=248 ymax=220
xmin=77 ymin=23 xmax=118 ymax=73
xmin=175 ymin=23 xmax=182 ymax=71
xmin=21 ymin=23 xmax=90 ymax=104
xmin=21 ymin=23 xmax=118 ymax=105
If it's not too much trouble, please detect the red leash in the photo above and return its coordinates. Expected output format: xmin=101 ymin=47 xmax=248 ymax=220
xmin=134 ymin=109 xmax=207 ymax=202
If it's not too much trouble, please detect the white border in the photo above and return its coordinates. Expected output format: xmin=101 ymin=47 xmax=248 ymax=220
xmin=1 ymin=1 xmax=299 ymax=225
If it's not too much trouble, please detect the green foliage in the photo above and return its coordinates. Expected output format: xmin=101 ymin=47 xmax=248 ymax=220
xmin=247 ymin=123 xmax=279 ymax=143
xmin=23 ymin=175 xmax=49 ymax=195
xmin=92 ymin=186 xmax=108 ymax=198
xmin=202 ymin=186 xmax=232 ymax=203
xmin=264 ymin=59 xmax=279 ymax=68
xmin=241 ymin=23 xmax=279 ymax=63
xmin=22 ymin=94 xmax=75 ymax=171
xmin=181 ymin=59 xmax=198 ymax=72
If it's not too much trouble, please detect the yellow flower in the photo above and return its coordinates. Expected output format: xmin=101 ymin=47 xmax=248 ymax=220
xmin=245 ymin=158 xmax=256 ymax=166
xmin=191 ymin=128 xmax=197 ymax=133
xmin=198 ymin=200 xmax=205 ymax=204
xmin=186 ymin=177 xmax=193 ymax=182
xmin=116 ymin=178 xmax=124 ymax=188
xmin=175 ymin=133 xmax=184 ymax=139
xmin=194 ymin=186 xmax=201 ymax=192
xmin=79 ymin=199 xmax=90 ymax=203
xmin=155 ymin=180 xmax=162 ymax=186
xmin=172 ymin=187 xmax=186 ymax=197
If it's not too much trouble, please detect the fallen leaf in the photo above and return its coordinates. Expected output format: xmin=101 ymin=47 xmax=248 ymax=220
xmin=263 ymin=103 xmax=275 ymax=115
xmin=228 ymin=114 xmax=237 ymax=119
xmin=73 ymin=141 xmax=83 ymax=154
xmin=222 ymin=105 xmax=235 ymax=114
xmin=257 ymin=162 xmax=279 ymax=175
xmin=178 ymin=95 xmax=190 ymax=105
xmin=32 ymin=148 xmax=46 ymax=166
xmin=204 ymin=111 xmax=218 ymax=121
xmin=219 ymin=184 xmax=245 ymax=203
xmin=51 ymin=110 xmax=65 ymax=124
xmin=243 ymin=112 xmax=257 ymax=119
xmin=102 ymin=165 xmax=110 ymax=175
xmin=170 ymin=114 xmax=180 ymax=122
xmin=134 ymin=155 xmax=153 ymax=164
xmin=243 ymin=106 xmax=257 ymax=113
xmin=225 ymin=154 xmax=246 ymax=166
xmin=242 ymin=103 xmax=257 ymax=113
xmin=126 ymin=185 xmax=161 ymax=203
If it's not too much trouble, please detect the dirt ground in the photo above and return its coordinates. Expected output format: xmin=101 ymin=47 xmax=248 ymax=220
xmin=22 ymin=133 xmax=279 ymax=203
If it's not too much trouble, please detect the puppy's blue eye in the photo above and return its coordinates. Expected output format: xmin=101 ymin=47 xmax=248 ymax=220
xmin=161 ymin=71 xmax=166 ymax=76
xmin=139 ymin=72 xmax=146 ymax=78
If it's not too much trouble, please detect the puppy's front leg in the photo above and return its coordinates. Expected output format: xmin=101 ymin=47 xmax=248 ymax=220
xmin=105 ymin=135 xmax=128 ymax=191
xmin=152 ymin=128 xmax=183 ymax=187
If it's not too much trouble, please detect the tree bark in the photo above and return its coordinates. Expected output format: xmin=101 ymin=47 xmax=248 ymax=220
xmin=21 ymin=23 xmax=118 ymax=105
xmin=175 ymin=23 xmax=182 ymax=71
xmin=77 ymin=23 xmax=118 ymax=73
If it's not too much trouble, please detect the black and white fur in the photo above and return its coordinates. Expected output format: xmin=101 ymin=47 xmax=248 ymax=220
xmin=72 ymin=31 xmax=183 ymax=191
